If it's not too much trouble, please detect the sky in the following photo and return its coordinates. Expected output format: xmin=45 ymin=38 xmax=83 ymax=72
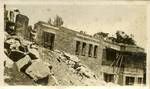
xmin=6 ymin=4 xmax=147 ymax=48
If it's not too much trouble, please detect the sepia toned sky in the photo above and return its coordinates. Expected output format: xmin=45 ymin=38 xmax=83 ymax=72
xmin=6 ymin=4 xmax=147 ymax=48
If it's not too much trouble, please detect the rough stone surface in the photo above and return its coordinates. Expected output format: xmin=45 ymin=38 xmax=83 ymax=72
xmin=28 ymin=48 xmax=40 ymax=60
xmin=16 ymin=55 xmax=31 ymax=71
xmin=25 ymin=60 xmax=51 ymax=81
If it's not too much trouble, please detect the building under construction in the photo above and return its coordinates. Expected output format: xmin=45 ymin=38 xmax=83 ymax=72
xmin=34 ymin=21 xmax=146 ymax=85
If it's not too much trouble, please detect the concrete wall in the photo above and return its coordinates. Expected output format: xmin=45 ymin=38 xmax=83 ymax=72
xmin=74 ymin=34 xmax=103 ymax=79
xmin=122 ymin=67 xmax=144 ymax=85
xmin=101 ymin=65 xmax=144 ymax=85
xmin=15 ymin=14 xmax=29 ymax=39
xmin=35 ymin=22 xmax=76 ymax=54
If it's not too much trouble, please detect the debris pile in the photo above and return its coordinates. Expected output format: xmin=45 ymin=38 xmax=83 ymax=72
xmin=52 ymin=50 xmax=107 ymax=85
xmin=53 ymin=50 xmax=96 ymax=80
xmin=39 ymin=49 xmax=107 ymax=85
xmin=4 ymin=35 xmax=109 ymax=86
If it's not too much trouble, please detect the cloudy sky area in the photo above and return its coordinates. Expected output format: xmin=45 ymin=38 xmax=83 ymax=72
xmin=6 ymin=4 xmax=147 ymax=48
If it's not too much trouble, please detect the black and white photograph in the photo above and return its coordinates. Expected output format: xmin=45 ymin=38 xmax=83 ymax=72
xmin=3 ymin=1 xmax=148 ymax=87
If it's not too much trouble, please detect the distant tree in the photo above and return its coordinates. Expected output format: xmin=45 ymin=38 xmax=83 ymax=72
xmin=108 ymin=36 xmax=116 ymax=42
xmin=94 ymin=31 xmax=136 ymax=45
xmin=93 ymin=32 xmax=109 ymax=39
xmin=53 ymin=15 xmax=64 ymax=27
xmin=115 ymin=31 xmax=136 ymax=45
xmin=115 ymin=31 xmax=124 ymax=43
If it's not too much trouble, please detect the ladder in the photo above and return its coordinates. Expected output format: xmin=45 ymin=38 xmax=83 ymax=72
xmin=110 ymin=53 xmax=124 ymax=83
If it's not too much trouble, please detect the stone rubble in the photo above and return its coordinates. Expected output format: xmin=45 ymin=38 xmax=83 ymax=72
xmin=15 ymin=55 xmax=31 ymax=72
xmin=25 ymin=60 xmax=51 ymax=81
xmin=4 ymin=36 xmax=55 ymax=85
xmin=4 ymin=35 xmax=117 ymax=86
xmin=52 ymin=50 xmax=96 ymax=80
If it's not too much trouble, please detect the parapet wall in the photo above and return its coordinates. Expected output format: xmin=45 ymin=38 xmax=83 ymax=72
xmin=103 ymin=40 xmax=145 ymax=53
